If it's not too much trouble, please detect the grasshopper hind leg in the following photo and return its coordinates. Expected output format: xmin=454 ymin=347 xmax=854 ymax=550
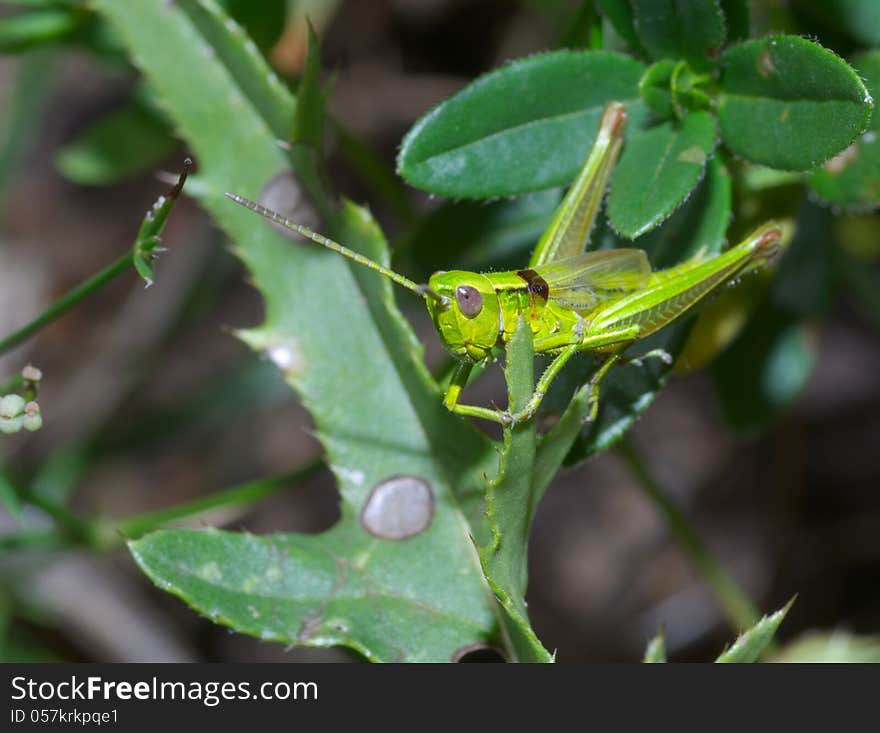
xmin=620 ymin=348 xmax=673 ymax=368
xmin=584 ymin=351 xmax=622 ymax=424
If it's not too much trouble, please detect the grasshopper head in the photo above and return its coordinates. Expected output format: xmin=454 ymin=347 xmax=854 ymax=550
xmin=425 ymin=271 xmax=499 ymax=362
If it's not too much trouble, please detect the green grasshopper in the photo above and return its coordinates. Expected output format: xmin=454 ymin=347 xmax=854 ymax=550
xmin=226 ymin=102 xmax=784 ymax=427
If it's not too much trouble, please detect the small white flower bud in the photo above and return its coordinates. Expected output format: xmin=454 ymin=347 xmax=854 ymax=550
xmin=23 ymin=413 xmax=43 ymax=432
xmin=24 ymin=401 xmax=40 ymax=416
xmin=22 ymin=365 xmax=42 ymax=382
xmin=0 ymin=394 xmax=26 ymax=418
xmin=0 ymin=415 xmax=24 ymax=434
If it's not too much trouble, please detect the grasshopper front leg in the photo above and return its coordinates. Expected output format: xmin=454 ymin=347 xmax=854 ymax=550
xmin=443 ymin=361 xmax=510 ymax=424
xmin=443 ymin=326 xmax=642 ymax=427
xmin=443 ymin=345 xmax=582 ymax=426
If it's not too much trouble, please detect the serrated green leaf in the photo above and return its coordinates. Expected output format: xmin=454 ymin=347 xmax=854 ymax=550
xmin=809 ymin=51 xmax=880 ymax=210
xmin=397 ymin=50 xmax=647 ymax=198
xmin=94 ymin=0 xmax=500 ymax=662
xmin=719 ymin=0 xmax=750 ymax=43
xmin=130 ymin=526 xmax=492 ymax=662
xmin=55 ymin=97 xmax=176 ymax=186
xmin=477 ymin=318 xmax=552 ymax=663
xmin=643 ymin=631 xmax=666 ymax=662
xmin=715 ymin=599 xmax=793 ymax=662
xmin=718 ymin=35 xmax=872 ymax=171
xmin=595 ymin=0 xmax=647 ymax=56
xmin=632 ymin=0 xmax=725 ymax=70
xmin=174 ymin=0 xmax=295 ymax=138
xmin=771 ymin=631 xmax=880 ymax=663
xmin=608 ymin=110 xmax=716 ymax=239
xmin=0 ymin=7 xmax=80 ymax=52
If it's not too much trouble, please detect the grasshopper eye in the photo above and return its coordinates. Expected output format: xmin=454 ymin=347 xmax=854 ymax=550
xmin=455 ymin=285 xmax=483 ymax=318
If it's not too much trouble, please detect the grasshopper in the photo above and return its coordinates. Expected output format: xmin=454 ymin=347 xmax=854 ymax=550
xmin=226 ymin=102 xmax=784 ymax=427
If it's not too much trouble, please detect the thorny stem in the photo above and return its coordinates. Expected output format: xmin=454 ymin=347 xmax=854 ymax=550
xmin=615 ymin=436 xmax=761 ymax=632
xmin=0 ymin=252 xmax=133 ymax=357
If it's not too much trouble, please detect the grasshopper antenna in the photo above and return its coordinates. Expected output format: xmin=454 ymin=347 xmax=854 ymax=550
xmin=225 ymin=193 xmax=447 ymax=305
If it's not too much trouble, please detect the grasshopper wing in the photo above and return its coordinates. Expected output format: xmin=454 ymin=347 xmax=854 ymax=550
xmin=536 ymin=249 xmax=651 ymax=311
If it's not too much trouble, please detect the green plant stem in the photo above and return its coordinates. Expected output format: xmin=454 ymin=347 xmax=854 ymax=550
xmin=0 ymin=252 xmax=132 ymax=356
xmin=0 ymin=530 xmax=66 ymax=553
xmin=22 ymin=490 xmax=97 ymax=546
xmin=15 ymin=462 xmax=323 ymax=552
xmin=114 ymin=462 xmax=322 ymax=540
xmin=615 ymin=436 xmax=760 ymax=631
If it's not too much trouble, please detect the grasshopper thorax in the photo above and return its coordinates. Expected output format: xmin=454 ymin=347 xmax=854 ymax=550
xmin=426 ymin=270 xmax=500 ymax=362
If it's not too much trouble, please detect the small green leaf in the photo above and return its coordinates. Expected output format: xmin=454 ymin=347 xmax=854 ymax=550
xmin=595 ymin=0 xmax=647 ymax=56
xmin=632 ymin=0 xmax=725 ymax=70
xmin=478 ymin=318 xmax=553 ymax=663
xmin=608 ymin=110 xmax=716 ymax=239
xmin=771 ymin=631 xmax=880 ymax=663
xmin=639 ymin=59 xmax=678 ymax=118
xmin=718 ymin=35 xmax=873 ymax=171
xmin=397 ymin=50 xmax=646 ymax=198
xmin=55 ymin=97 xmax=176 ymax=186
xmin=719 ymin=0 xmax=750 ymax=43
xmin=640 ymin=60 xmax=713 ymax=119
xmin=132 ymin=158 xmax=191 ymax=286
xmin=0 ymin=7 xmax=80 ymax=52
xmin=290 ymin=22 xmax=324 ymax=154
xmin=715 ymin=599 xmax=794 ymax=662
xmin=809 ymin=51 xmax=880 ymax=210
xmin=643 ymin=631 xmax=666 ymax=662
